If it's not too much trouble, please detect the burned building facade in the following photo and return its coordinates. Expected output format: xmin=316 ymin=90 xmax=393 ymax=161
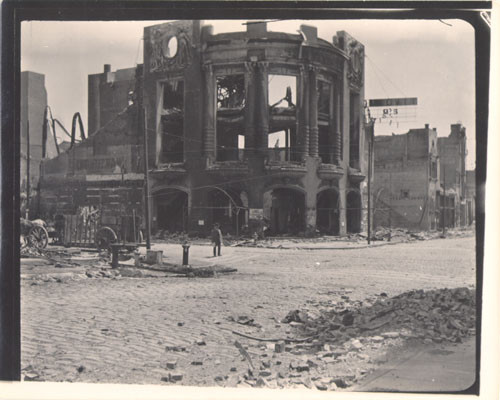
xmin=145 ymin=20 xmax=367 ymax=236
xmin=39 ymin=20 xmax=368 ymax=237
xmin=373 ymin=125 xmax=441 ymax=231
xmin=437 ymin=123 xmax=469 ymax=228
xmin=21 ymin=71 xmax=59 ymax=217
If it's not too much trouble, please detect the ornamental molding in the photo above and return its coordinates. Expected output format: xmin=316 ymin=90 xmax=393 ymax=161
xmin=146 ymin=22 xmax=193 ymax=73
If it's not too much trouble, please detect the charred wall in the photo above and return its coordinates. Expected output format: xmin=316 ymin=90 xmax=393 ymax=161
xmin=373 ymin=126 xmax=440 ymax=230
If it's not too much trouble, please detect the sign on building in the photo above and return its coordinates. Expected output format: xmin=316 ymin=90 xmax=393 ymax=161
xmin=368 ymin=97 xmax=418 ymax=126
xmin=249 ymin=208 xmax=264 ymax=220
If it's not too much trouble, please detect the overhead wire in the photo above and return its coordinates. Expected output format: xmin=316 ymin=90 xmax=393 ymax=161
xmin=365 ymin=54 xmax=407 ymax=98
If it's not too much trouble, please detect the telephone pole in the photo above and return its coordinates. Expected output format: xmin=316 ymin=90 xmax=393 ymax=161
xmin=366 ymin=106 xmax=375 ymax=245
xmin=137 ymin=65 xmax=151 ymax=249
xmin=25 ymin=120 xmax=31 ymax=219
xmin=441 ymin=167 xmax=446 ymax=237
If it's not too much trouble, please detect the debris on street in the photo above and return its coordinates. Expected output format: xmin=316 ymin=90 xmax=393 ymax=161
xmin=284 ymin=287 xmax=475 ymax=347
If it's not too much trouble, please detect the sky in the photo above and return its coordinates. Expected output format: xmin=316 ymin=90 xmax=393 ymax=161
xmin=21 ymin=18 xmax=476 ymax=168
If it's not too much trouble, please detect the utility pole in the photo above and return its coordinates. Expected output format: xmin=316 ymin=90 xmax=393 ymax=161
xmin=441 ymin=167 xmax=446 ymax=237
xmin=367 ymin=115 xmax=375 ymax=245
xmin=26 ymin=121 xmax=30 ymax=219
xmin=137 ymin=65 xmax=151 ymax=249
xmin=388 ymin=172 xmax=392 ymax=242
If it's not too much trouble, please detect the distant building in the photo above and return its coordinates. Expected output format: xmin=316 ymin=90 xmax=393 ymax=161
xmin=465 ymin=169 xmax=476 ymax=225
xmin=20 ymin=71 xmax=58 ymax=217
xmin=437 ymin=123 xmax=468 ymax=227
xmin=373 ymin=124 xmax=440 ymax=231
xmin=88 ymin=64 xmax=136 ymax=135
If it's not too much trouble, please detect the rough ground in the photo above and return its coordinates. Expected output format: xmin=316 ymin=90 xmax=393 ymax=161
xmin=20 ymin=234 xmax=476 ymax=391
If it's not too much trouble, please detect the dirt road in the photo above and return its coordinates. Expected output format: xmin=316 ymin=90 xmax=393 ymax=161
xmin=21 ymin=236 xmax=476 ymax=389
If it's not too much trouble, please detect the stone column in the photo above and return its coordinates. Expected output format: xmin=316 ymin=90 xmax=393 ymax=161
xmin=299 ymin=65 xmax=310 ymax=160
xmin=333 ymin=80 xmax=342 ymax=165
xmin=244 ymin=62 xmax=256 ymax=156
xmin=309 ymin=66 xmax=319 ymax=158
xmin=255 ymin=62 xmax=269 ymax=153
xmin=202 ymin=63 xmax=216 ymax=160
xmin=339 ymin=179 xmax=347 ymax=236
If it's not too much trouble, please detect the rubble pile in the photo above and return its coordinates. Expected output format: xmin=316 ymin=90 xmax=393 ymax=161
xmin=153 ymin=231 xmax=190 ymax=243
xmin=286 ymin=287 xmax=476 ymax=346
xmin=21 ymin=244 xmax=45 ymax=258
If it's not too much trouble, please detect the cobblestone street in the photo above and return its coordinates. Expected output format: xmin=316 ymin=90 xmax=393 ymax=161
xmin=21 ymin=235 xmax=476 ymax=390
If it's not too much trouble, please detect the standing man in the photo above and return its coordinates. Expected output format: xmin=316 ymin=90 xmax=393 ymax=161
xmin=211 ymin=223 xmax=223 ymax=257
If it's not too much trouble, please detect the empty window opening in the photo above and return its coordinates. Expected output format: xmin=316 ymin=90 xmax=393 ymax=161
xmin=216 ymin=125 xmax=245 ymax=162
xmin=269 ymin=75 xmax=296 ymax=109
xmin=268 ymin=130 xmax=291 ymax=162
xmin=439 ymin=194 xmax=455 ymax=228
xmin=317 ymin=189 xmax=340 ymax=235
xmin=270 ymin=188 xmax=305 ymax=235
xmin=238 ymin=135 xmax=245 ymax=160
xmin=346 ymin=190 xmax=361 ymax=234
xmin=161 ymin=80 xmax=184 ymax=163
xmin=155 ymin=189 xmax=188 ymax=233
xmin=163 ymin=80 xmax=184 ymax=111
xmin=430 ymin=160 xmax=438 ymax=179
xmin=268 ymin=74 xmax=298 ymax=163
xmin=208 ymin=189 xmax=245 ymax=235
xmin=216 ymin=74 xmax=245 ymax=162
xmin=161 ymin=120 xmax=184 ymax=163
xmin=349 ymin=92 xmax=360 ymax=169
xmin=317 ymin=80 xmax=332 ymax=120
xmin=318 ymin=125 xmax=332 ymax=164
xmin=217 ymin=75 xmax=245 ymax=109
xmin=317 ymin=80 xmax=339 ymax=165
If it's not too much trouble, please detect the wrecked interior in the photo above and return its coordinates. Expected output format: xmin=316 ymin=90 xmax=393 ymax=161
xmin=216 ymin=74 xmax=246 ymax=162
xmin=316 ymin=189 xmax=340 ymax=235
xmin=160 ymin=80 xmax=184 ymax=163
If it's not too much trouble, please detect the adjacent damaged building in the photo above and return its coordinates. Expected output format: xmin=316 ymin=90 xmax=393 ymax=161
xmin=437 ymin=123 xmax=470 ymax=228
xmin=373 ymin=124 xmax=441 ymax=231
xmin=21 ymin=71 xmax=59 ymax=217
xmin=39 ymin=20 xmax=369 ymax=237
xmin=373 ymin=123 xmax=473 ymax=231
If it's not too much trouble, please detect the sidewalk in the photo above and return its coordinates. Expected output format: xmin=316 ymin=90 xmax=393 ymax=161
xmin=352 ymin=337 xmax=476 ymax=392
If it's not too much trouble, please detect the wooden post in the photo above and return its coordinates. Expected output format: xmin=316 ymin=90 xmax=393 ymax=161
xmin=26 ymin=120 xmax=30 ymax=219
xmin=367 ymin=119 xmax=374 ymax=244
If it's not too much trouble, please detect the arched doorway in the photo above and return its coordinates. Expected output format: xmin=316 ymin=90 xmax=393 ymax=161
xmin=346 ymin=190 xmax=362 ymax=234
xmin=270 ymin=188 xmax=305 ymax=234
xmin=208 ymin=188 xmax=246 ymax=235
xmin=154 ymin=188 xmax=188 ymax=232
xmin=317 ymin=189 xmax=340 ymax=235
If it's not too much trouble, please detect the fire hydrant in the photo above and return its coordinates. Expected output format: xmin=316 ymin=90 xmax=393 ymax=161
xmin=182 ymin=242 xmax=190 ymax=266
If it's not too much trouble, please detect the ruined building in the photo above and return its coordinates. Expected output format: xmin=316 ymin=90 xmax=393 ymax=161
xmin=21 ymin=71 xmax=59 ymax=217
xmin=465 ymin=169 xmax=475 ymax=225
xmin=437 ymin=123 xmax=469 ymax=227
xmin=373 ymin=122 xmax=473 ymax=231
xmin=39 ymin=20 xmax=368 ymax=237
xmin=373 ymin=125 xmax=441 ymax=231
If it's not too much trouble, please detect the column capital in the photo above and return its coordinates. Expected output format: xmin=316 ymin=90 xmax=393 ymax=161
xmin=256 ymin=61 xmax=269 ymax=72
xmin=244 ymin=61 xmax=257 ymax=73
xmin=308 ymin=64 xmax=320 ymax=73
xmin=202 ymin=62 xmax=213 ymax=74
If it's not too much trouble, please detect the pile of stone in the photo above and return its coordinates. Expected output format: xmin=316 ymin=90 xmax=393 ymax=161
xmin=20 ymin=244 xmax=45 ymax=258
xmin=285 ymin=287 xmax=476 ymax=346
xmin=370 ymin=227 xmax=438 ymax=242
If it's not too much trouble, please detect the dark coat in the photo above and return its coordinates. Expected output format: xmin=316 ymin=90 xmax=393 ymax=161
xmin=211 ymin=228 xmax=222 ymax=244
